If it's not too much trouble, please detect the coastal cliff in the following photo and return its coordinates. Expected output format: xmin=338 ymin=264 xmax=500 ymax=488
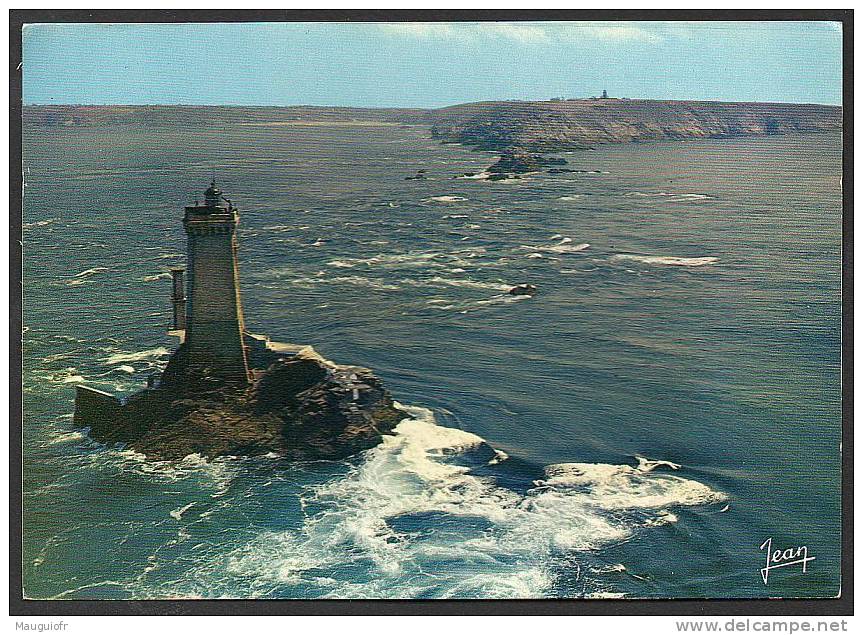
xmin=428 ymin=99 xmax=842 ymax=151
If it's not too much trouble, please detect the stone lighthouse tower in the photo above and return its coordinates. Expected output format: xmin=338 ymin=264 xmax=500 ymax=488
xmin=182 ymin=181 xmax=250 ymax=383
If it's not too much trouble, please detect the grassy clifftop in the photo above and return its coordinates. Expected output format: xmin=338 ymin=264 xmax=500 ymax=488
xmin=428 ymin=99 xmax=842 ymax=151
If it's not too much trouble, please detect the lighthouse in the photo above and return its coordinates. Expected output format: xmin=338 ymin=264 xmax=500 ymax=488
xmin=181 ymin=181 xmax=250 ymax=383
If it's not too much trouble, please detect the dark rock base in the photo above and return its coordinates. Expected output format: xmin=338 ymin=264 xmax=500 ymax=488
xmin=74 ymin=339 xmax=408 ymax=462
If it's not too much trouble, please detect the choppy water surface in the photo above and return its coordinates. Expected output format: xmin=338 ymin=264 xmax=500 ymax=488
xmin=22 ymin=122 xmax=841 ymax=599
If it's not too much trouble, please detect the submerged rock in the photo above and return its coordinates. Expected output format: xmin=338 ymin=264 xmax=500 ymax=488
xmin=487 ymin=149 xmax=568 ymax=176
xmin=487 ymin=173 xmax=518 ymax=181
xmin=75 ymin=336 xmax=407 ymax=461
xmin=508 ymin=284 xmax=538 ymax=296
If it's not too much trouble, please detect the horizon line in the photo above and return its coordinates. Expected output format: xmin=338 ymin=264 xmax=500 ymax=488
xmin=22 ymin=97 xmax=844 ymax=109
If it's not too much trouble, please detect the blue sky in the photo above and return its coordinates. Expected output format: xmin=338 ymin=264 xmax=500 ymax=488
xmin=22 ymin=21 xmax=843 ymax=107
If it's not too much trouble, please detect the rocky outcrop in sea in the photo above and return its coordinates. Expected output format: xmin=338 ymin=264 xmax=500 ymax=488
xmin=75 ymin=336 xmax=407 ymax=461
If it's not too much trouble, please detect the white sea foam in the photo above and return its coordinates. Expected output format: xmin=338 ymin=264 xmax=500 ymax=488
xmin=488 ymin=449 xmax=510 ymax=465
xmin=24 ymin=218 xmax=57 ymax=228
xmin=520 ymin=238 xmax=590 ymax=255
xmin=474 ymin=295 xmax=528 ymax=307
xmin=48 ymin=430 xmax=86 ymax=445
xmin=105 ymin=347 xmax=169 ymax=364
xmin=326 ymin=251 xmax=454 ymax=270
xmin=426 ymin=276 xmax=513 ymax=292
xmin=423 ymin=195 xmax=468 ymax=203
xmin=66 ymin=267 xmax=109 ymax=285
xmin=635 ymin=456 xmax=681 ymax=472
xmin=536 ymin=462 xmax=722 ymax=512
xmin=88 ymin=450 xmax=237 ymax=497
xmin=611 ymin=254 xmax=718 ymax=267
xmin=624 ymin=191 xmax=713 ymax=201
xmin=215 ymin=405 xmax=726 ymax=599
xmin=142 ymin=272 xmax=172 ymax=282
xmin=37 ymin=367 xmax=87 ymax=385
xmin=170 ymin=502 xmax=196 ymax=520
xmin=75 ymin=267 xmax=109 ymax=277
xmin=328 ymin=276 xmax=401 ymax=291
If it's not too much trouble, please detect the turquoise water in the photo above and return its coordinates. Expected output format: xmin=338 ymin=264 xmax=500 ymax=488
xmin=22 ymin=122 xmax=842 ymax=599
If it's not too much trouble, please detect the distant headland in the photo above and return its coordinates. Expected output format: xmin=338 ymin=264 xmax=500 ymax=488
xmin=24 ymin=98 xmax=842 ymax=154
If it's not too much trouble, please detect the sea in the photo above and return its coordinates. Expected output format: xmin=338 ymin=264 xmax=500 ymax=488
xmin=21 ymin=119 xmax=842 ymax=600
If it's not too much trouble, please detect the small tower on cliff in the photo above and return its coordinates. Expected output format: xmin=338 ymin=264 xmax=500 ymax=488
xmin=181 ymin=181 xmax=250 ymax=383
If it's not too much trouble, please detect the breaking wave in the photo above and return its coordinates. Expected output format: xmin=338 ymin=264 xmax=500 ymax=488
xmin=142 ymin=272 xmax=172 ymax=282
xmin=520 ymin=237 xmax=590 ymax=255
xmin=325 ymin=250 xmax=479 ymax=272
xmin=65 ymin=267 xmax=110 ymax=286
xmin=423 ymin=195 xmax=468 ymax=203
xmin=24 ymin=218 xmax=57 ymax=229
xmin=610 ymin=254 xmax=719 ymax=267
xmin=199 ymin=405 xmax=726 ymax=599
xmin=104 ymin=347 xmax=170 ymax=365
xmin=423 ymin=276 xmax=513 ymax=292
xmin=624 ymin=192 xmax=714 ymax=202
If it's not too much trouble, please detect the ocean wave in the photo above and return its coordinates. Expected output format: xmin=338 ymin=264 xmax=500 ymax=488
xmin=326 ymin=250 xmax=477 ymax=271
xmin=327 ymin=276 xmax=401 ymax=291
xmin=624 ymin=192 xmax=713 ymax=201
xmin=610 ymin=254 xmax=718 ymax=267
xmin=24 ymin=218 xmax=57 ymax=229
xmin=212 ymin=405 xmax=726 ymax=599
xmin=425 ymin=276 xmax=513 ymax=292
xmin=142 ymin=272 xmax=172 ymax=282
xmin=520 ymin=237 xmax=590 ymax=255
xmin=635 ymin=456 xmax=681 ymax=472
xmin=423 ymin=196 xmax=468 ymax=203
xmin=105 ymin=347 xmax=170 ymax=365
xmin=32 ymin=367 xmax=87 ymax=386
xmin=65 ymin=267 xmax=110 ymax=286
xmin=47 ymin=430 xmax=87 ymax=445
xmin=170 ymin=502 xmax=197 ymax=520
xmin=86 ymin=450 xmax=238 ymax=495
xmin=327 ymin=251 xmax=442 ymax=269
